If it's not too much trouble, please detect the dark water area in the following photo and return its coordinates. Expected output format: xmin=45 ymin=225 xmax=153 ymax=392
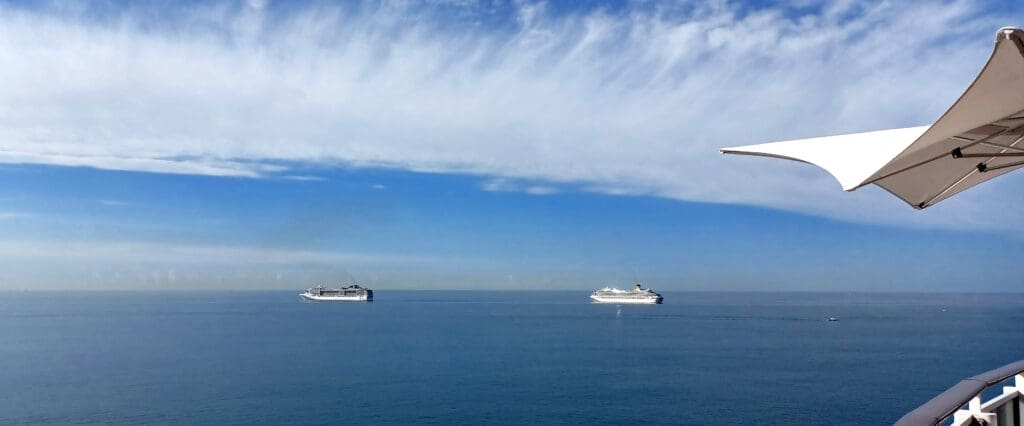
xmin=1 ymin=291 xmax=1022 ymax=425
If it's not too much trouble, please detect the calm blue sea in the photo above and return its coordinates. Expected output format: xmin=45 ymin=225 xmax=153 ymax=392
xmin=1 ymin=291 xmax=1022 ymax=425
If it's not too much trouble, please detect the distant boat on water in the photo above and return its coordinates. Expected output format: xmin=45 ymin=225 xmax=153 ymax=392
xmin=300 ymin=284 xmax=373 ymax=302
xmin=590 ymin=284 xmax=663 ymax=304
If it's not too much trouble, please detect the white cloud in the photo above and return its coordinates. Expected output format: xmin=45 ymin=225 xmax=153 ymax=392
xmin=481 ymin=178 xmax=558 ymax=195
xmin=0 ymin=240 xmax=431 ymax=266
xmin=0 ymin=212 xmax=29 ymax=220
xmin=524 ymin=186 xmax=558 ymax=195
xmin=0 ymin=239 xmax=446 ymax=289
xmin=0 ymin=150 xmax=269 ymax=177
xmin=246 ymin=0 xmax=267 ymax=11
xmin=98 ymin=199 xmax=132 ymax=206
xmin=281 ymin=175 xmax=325 ymax=181
xmin=0 ymin=1 xmax=1019 ymax=230
xmin=481 ymin=178 xmax=517 ymax=192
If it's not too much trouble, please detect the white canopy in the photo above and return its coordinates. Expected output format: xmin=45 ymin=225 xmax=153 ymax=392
xmin=722 ymin=27 xmax=1024 ymax=209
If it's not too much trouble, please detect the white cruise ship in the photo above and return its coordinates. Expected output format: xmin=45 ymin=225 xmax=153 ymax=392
xmin=590 ymin=284 xmax=663 ymax=304
xmin=300 ymin=284 xmax=373 ymax=302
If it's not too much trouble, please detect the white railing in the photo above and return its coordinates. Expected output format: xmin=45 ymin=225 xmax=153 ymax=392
xmin=896 ymin=360 xmax=1024 ymax=425
xmin=950 ymin=374 xmax=1023 ymax=426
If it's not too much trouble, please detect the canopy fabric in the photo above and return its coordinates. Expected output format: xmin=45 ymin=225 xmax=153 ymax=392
xmin=721 ymin=27 xmax=1024 ymax=209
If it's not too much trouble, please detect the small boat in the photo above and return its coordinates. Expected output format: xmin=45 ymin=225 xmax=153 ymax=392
xmin=590 ymin=284 xmax=663 ymax=304
xmin=300 ymin=284 xmax=373 ymax=302
xmin=827 ymin=316 xmax=839 ymax=322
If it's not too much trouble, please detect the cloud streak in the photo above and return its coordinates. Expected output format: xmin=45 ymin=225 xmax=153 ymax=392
xmin=0 ymin=240 xmax=432 ymax=266
xmin=481 ymin=178 xmax=558 ymax=195
xmin=98 ymin=199 xmax=132 ymax=207
xmin=0 ymin=239 xmax=442 ymax=290
xmin=0 ymin=1 xmax=1019 ymax=230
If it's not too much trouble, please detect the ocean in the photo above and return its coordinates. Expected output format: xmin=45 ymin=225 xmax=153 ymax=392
xmin=1 ymin=291 xmax=1022 ymax=425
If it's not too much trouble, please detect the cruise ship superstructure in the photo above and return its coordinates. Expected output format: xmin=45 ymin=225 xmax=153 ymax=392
xmin=590 ymin=284 xmax=663 ymax=304
xmin=300 ymin=284 xmax=373 ymax=302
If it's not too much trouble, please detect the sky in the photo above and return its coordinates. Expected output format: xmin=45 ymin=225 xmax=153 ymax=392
xmin=1 ymin=0 xmax=1024 ymax=291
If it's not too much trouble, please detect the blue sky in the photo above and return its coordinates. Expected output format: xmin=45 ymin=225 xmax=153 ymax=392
xmin=1 ymin=0 xmax=1023 ymax=290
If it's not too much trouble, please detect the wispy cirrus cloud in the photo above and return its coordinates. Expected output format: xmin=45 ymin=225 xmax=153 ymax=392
xmin=280 ymin=175 xmax=325 ymax=182
xmin=0 ymin=239 xmax=441 ymax=289
xmin=0 ymin=150 xmax=273 ymax=177
xmin=0 ymin=1 xmax=1019 ymax=230
xmin=0 ymin=240 xmax=431 ymax=266
xmin=481 ymin=178 xmax=558 ymax=195
xmin=98 ymin=199 xmax=132 ymax=207
xmin=524 ymin=186 xmax=558 ymax=196
xmin=0 ymin=211 xmax=30 ymax=220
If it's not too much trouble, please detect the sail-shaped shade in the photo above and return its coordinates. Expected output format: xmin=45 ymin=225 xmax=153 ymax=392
xmin=721 ymin=27 xmax=1024 ymax=209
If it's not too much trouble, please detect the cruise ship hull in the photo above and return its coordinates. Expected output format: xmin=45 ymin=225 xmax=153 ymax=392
xmin=299 ymin=293 xmax=371 ymax=302
xmin=589 ymin=295 xmax=662 ymax=304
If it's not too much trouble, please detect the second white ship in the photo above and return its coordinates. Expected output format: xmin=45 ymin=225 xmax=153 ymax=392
xmin=590 ymin=284 xmax=663 ymax=304
xmin=300 ymin=284 xmax=373 ymax=302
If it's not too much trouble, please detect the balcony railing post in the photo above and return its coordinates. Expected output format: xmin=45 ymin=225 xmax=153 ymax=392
xmin=1003 ymin=374 xmax=1023 ymax=396
xmin=952 ymin=395 xmax=998 ymax=426
xmin=1018 ymin=374 xmax=1024 ymax=426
